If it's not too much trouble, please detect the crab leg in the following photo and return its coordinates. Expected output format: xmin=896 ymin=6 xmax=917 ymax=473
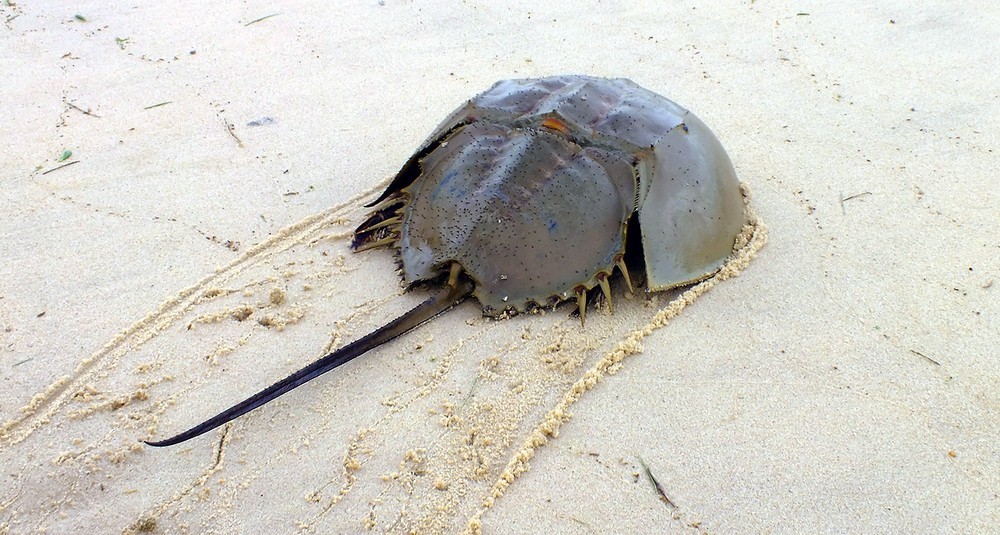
xmin=360 ymin=216 xmax=402 ymax=232
xmin=353 ymin=235 xmax=398 ymax=253
xmin=615 ymin=257 xmax=634 ymax=294
xmin=145 ymin=269 xmax=474 ymax=447
xmin=597 ymin=275 xmax=613 ymax=314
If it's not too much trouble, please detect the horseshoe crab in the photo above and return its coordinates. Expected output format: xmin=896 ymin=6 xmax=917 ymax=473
xmin=146 ymin=75 xmax=747 ymax=447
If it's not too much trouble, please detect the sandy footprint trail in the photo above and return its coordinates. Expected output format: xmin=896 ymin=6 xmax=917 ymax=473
xmin=0 ymin=182 xmax=764 ymax=534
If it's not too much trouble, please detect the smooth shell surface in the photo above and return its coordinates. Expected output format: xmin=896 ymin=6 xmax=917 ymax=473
xmin=363 ymin=75 xmax=747 ymax=314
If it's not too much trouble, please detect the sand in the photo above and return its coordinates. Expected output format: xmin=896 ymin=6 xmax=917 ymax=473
xmin=1 ymin=1 xmax=997 ymax=533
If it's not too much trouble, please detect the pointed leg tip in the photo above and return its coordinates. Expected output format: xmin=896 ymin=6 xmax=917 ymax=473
xmin=616 ymin=259 xmax=634 ymax=294
xmin=598 ymin=276 xmax=613 ymax=314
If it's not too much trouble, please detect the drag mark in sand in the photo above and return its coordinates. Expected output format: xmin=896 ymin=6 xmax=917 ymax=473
xmin=123 ymin=425 xmax=233 ymax=535
xmin=2 ymin=181 xmax=763 ymax=534
xmin=466 ymin=187 xmax=767 ymax=533
xmin=0 ymin=184 xmax=381 ymax=449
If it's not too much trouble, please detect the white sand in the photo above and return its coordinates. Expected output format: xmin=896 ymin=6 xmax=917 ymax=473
xmin=1 ymin=1 xmax=997 ymax=533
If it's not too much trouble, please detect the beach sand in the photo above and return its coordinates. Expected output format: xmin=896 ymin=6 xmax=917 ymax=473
xmin=1 ymin=1 xmax=997 ymax=533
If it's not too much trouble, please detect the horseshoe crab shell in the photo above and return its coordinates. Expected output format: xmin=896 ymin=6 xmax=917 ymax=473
xmin=145 ymin=76 xmax=748 ymax=447
xmin=358 ymin=75 xmax=746 ymax=314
